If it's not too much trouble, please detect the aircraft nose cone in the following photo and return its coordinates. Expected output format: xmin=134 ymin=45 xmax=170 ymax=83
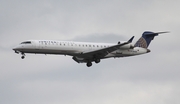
xmin=12 ymin=46 xmax=18 ymax=51
xmin=147 ymin=49 xmax=151 ymax=53
xmin=12 ymin=45 xmax=22 ymax=51
xmin=13 ymin=45 xmax=22 ymax=54
xmin=12 ymin=47 xmax=16 ymax=50
xmin=12 ymin=47 xmax=16 ymax=51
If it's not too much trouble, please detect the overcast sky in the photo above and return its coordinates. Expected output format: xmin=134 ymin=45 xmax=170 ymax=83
xmin=0 ymin=0 xmax=180 ymax=104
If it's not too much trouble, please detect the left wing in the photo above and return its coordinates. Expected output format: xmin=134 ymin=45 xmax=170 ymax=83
xmin=76 ymin=36 xmax=134 ymax=59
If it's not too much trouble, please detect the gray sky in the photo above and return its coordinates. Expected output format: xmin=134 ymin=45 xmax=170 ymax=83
xmin=0 ymin=0 xmax=180 ymax=104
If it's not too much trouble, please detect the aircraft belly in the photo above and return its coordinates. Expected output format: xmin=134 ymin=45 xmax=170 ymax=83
xmin=20 ymin=48 xmax=79 ymax=55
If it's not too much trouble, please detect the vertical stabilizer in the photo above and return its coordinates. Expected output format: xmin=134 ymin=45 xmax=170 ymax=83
xmin=134 ymin=31 xmax=168 ymax=48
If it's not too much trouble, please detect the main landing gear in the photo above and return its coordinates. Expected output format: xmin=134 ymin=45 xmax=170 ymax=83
xmin=86 ymin=59 xmax=101 ymax=67
xmin=86 ymin=62 xmax=92 ymax=67
xmin=95 ymin=59 xmax=100 ymax=63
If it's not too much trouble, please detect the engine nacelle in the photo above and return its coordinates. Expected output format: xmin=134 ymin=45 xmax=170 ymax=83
xmin=120 ymin=43 xmax=134 ymax=49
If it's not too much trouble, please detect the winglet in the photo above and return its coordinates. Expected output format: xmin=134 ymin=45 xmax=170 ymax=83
xmin=128 ymin=36 xmax=135 ymax=43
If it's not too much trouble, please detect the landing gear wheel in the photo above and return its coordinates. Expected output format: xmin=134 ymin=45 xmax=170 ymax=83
xmin=21 ymin=52 xmax=25 ymax=59
xmin=21 ymin=56 xmax=25 ymax=59
xmin=86 ymin=62 xmax=92 ymax=67
xmin=95 ymin=59 xmax=100 ymax=63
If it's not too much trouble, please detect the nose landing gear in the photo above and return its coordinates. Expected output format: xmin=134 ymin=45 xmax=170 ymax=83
xmin=15 ymin=50 xmax=19 ymax=54
xmin=21 ymin=53 xmax=25 ymax=59
xmin=21 ymin=55 xmax=25 ymax=59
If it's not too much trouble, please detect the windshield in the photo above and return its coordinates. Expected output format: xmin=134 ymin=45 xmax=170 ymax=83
xmin=21 ymin=41 xmax=32 ymax=44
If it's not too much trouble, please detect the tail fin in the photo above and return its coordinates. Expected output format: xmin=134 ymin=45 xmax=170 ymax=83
xmin=134 ymin=31 xmax=168 ymax=48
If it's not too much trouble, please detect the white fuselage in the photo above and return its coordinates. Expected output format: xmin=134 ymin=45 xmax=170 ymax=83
xmin=13 ymin=31 xmax=166 ymax=67
xmin=13 ymin=40 xmax=149 ymax=59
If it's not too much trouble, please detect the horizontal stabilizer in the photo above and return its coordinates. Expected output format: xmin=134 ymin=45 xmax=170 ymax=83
xmin=144 ymin=31 xmax=169 ymax=36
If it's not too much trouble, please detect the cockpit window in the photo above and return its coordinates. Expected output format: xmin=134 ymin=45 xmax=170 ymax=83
xmin=21 ymin=41 xmax=32 ymax=44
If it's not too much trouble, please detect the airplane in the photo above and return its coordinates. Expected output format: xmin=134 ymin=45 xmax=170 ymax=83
xmin=13 ymin=31 xmax=168 ymax=67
